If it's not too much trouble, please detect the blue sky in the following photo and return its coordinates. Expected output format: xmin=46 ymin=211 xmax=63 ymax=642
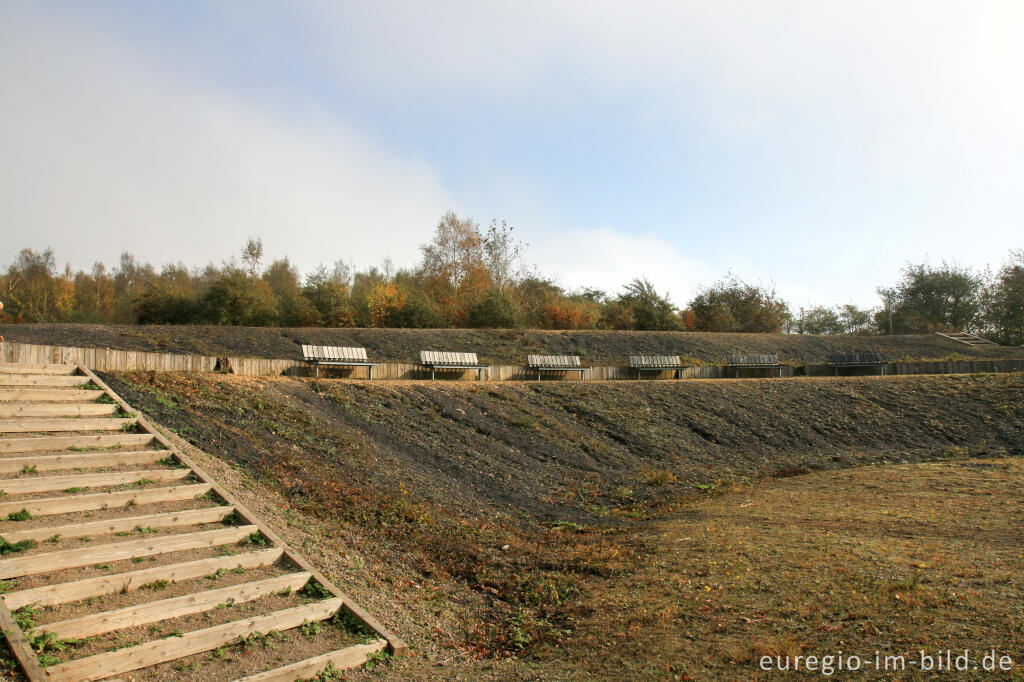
xmin=2 ymin=1 xmax=1022 ymax=309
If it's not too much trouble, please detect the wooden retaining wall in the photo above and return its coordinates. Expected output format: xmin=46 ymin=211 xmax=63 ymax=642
xmin=3 ymin=341 xmax=1021 ymax=380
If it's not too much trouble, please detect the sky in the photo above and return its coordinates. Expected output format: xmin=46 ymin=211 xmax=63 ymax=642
xmin=1 ymin=1 xmax=1022 ymax=309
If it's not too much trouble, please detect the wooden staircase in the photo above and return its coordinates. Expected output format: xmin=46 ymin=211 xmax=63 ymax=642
xmin=935 ymin=331 xmax=998 ymax=347
xmin=0 ymin=362 xmax=404 ymax=681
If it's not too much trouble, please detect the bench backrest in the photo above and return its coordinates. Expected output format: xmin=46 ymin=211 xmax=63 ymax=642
xmin=726 ymin=353 xmax=780 ymax=366
xmin=629 ymin=355 xmax=683 ymax=368
xmin=826 ymin=351 xmax=884 ymax=365
xmin=302 ymin=345 xmax=369 ymax=363
xmin=420 ymin=350 xmax=480 ymax=366
xmin=527 ymin=354 xmax=582 ymax=368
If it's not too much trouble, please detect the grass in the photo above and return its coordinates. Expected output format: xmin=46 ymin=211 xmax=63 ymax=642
xmin=6 ymin=508 xmax=32 ymax=521
xmin=0 ymin=537 xmax=36 ymax=556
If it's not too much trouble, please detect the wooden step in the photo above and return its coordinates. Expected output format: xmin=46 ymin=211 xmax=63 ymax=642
xmin=0 ymin=432 xmax=153 ymax=454
xmin=0 ymin=525 xmax=257 ymax=579
xmin=0 ymin=450 xmax=170 ymax=474
xmin=33 ymin=571 xmax=312 ymax=640
xmin=0 ymin=468 xmax=190 ymax=495
xmin=0 ymin=375 xmax=90 ymax=387
xmin=0 ymin=505 xmax=233 ymax=543
xmin=0 ymin=403 xmax=119 ymax=418
xmin=234 ymin=640 xmax=388 ymax=682
xmin=46 ymin=597 xmax=344 ymax=682
xmin=0 ymin=482 xmax=212 ymax=517
xmin=0 ymin=364 xmax=78 ymax=375
xmin=0 ymin=416 xmax=135 ymax=433
xmin=3 ymin=548 xmax=284 ymax=609
xmin=0 ymin=389 xmax=102 ymax=403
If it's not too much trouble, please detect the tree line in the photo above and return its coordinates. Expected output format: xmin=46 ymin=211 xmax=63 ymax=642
xmin=1 ymin=212 xmax=1022 ymax=344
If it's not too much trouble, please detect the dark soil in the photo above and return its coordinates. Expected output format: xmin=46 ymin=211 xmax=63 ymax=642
xmin=6 ymin=324 xmax=1023 ymax=363
xmin=102 ymin=372 xmax=1024 ymax=526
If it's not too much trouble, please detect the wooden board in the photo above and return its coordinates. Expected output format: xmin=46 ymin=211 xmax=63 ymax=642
xmin=0 ymin=416 xmax=135 ymax=433
xmin=0 ymin=505 xmax=233 ymax=543
xmin=0 ymin=467 xmax=190 ymax=495
xmin=0 ymin=432 xmax=153 ymax=453
xmin=33 ymin=571 xmax=313 ymax=640
xmin=0 ymin=389 xmax=101 ymax=403
xmin=0 ymin=403 xmax=119 ymax=417
xmin=46 ymin=598 xmax=344 ymax=682
xmin=0 ymin=364 xmax=78 ymax=375
xmin=0 ymin=482 xmax=212 ymax=518
xmin=235 ymin=640 xmax=387 ymax=681
xmin=0 ymin=375 xmax=90 ymax=387
xmin=3 ymin=548 xmax=284 ymax=609
xmin=0 ymin=363 xmax=78 ymax=374
xmin=0 ymin=525 xmax=257 ymax=579
xmin=0 ymin=449 xmax=169 ymax=474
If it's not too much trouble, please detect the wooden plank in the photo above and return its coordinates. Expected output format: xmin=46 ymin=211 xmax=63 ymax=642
xmin=0 ymin=525 xmax=257 ymax=579
xmin=0 ymin=468 xmax=190 ymax=495
xmin=0 ymin=375 xmax=90 ymax=387
xmin=0 ymin=403 xmax=119 ymax=418
xmin=234 ymin=640 xmax=388 ymax=682
xmin=1 ymin=505 xmax=233 ymax=543
xmin=33 ymin=571 xmax=312 ymax=640
xmin=3 ymin=547 xmax=284 ymax=609
xmin=0 ymin=433 xmax=153 ymax=454
xmin=0 ymin=417 xmax=135 ymax=433
xmin=0 ymin=483 xmax=212 ymax=518
xmin=0 ymin=389 xmax=100 ymax=403
xmin=0 ymin=450 xmax=169 ymax=474
xmin=0 ymin=364 xmax=78 ymax=375
xmin=0 ymin=600 xmax=49 ymax=682
xmin=46 ymin=598 xmax=344 ymax=682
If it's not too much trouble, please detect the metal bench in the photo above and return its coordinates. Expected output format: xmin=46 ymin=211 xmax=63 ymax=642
xmin=301 ymin=345 xmax=380 ymax=379
xmin=629 ymin=355 xmax=686 ymax=380
xmin=825 ymin=351 xmax=887 ymax=375
xmin=725 ymin=353 xmax=783 ymax=378
xmin=420 ymin=351 xmax=488 ymax=380
xmin=527 ymin=354 xmax=588 ymax=381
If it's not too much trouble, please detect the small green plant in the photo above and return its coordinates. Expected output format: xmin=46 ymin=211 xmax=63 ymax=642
xmin=210 ymin=646 xmax=230 ymax=660
xmin=135 ymin=526 xmax=155 ymax=534
xmin=131 ymin=556 xmax=146 ymax=563
xmin=134 ymin=478 xmax=154 ymax=487
xmin=164 ymin=629 xmax=184 ymax=638
xmin=6 ymin=508 xmax=32 ymax=522
xmin=221 ymin=510 xmax=243 ymax=526
xmin=13 ymin=605 xmax=39 ymax=630
xmin=331 ymin=608 xmax=372 ymax=638
xmin=207 ymin=566 xmax=246 ymax=580
xmin=300 ymin=619 xmax=322 ymax=637
xmin=301 ymin=580 xmax=332 ymax=600
xmin=64 ymin=487 xmax=87 ymax=494
xmin=0 ymin=537 xmax=37 ymax=556
xmin=0 ymin=580 xmax=14 ymax=594
xmin=364 ymin=648 xmax=391 ymax=672
xmin=119 ymin=421 xmax=136 ymax=432
xmin=156 ymin=456 xmax=186 ymax=468
xmin=79 ymin=536 xmax=92 ymax=543
xmin=242 ymin=532 xmax=269 ymax=547
xmin=47 ymin=534 xmax=61 ymax=543
xmin=142 ymin=579 xmax=169 ymax=590
xmin=21 ymin=464 xmax=38 ymax=475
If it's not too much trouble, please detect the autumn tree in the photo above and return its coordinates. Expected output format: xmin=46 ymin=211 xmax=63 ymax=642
xmin=689 ymin=276 xmax=790 ymax=333
xmin=985 ymin=249 xmax=1024 ymax=344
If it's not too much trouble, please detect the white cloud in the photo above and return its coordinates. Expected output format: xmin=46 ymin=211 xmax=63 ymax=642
xmin=0 ymin=11 xmax=453 ymax=275
xmin=530 ymin=227 xmax=717 ymax=304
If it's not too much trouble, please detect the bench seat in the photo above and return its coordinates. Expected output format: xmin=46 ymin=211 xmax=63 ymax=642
xmin=420 ymin=351 xmax=488 ymax=380
xmin=527 ymin=355 xmax=588 ymax=380
xmin=301 ymin=345 xmax=380 ymax=378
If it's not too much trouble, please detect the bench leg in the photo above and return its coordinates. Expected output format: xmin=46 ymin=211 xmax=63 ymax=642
xmin=430 ymin=368 xmax=435 ymax=380
xmin=315 ymin=365 xmax=319 ymax=379
xmin=368 ymin=366 xmax=373 ymax=380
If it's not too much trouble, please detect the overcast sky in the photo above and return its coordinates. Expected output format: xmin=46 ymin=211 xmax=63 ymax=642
xmin=2 ymin=1 xmax=1022 ymax=308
